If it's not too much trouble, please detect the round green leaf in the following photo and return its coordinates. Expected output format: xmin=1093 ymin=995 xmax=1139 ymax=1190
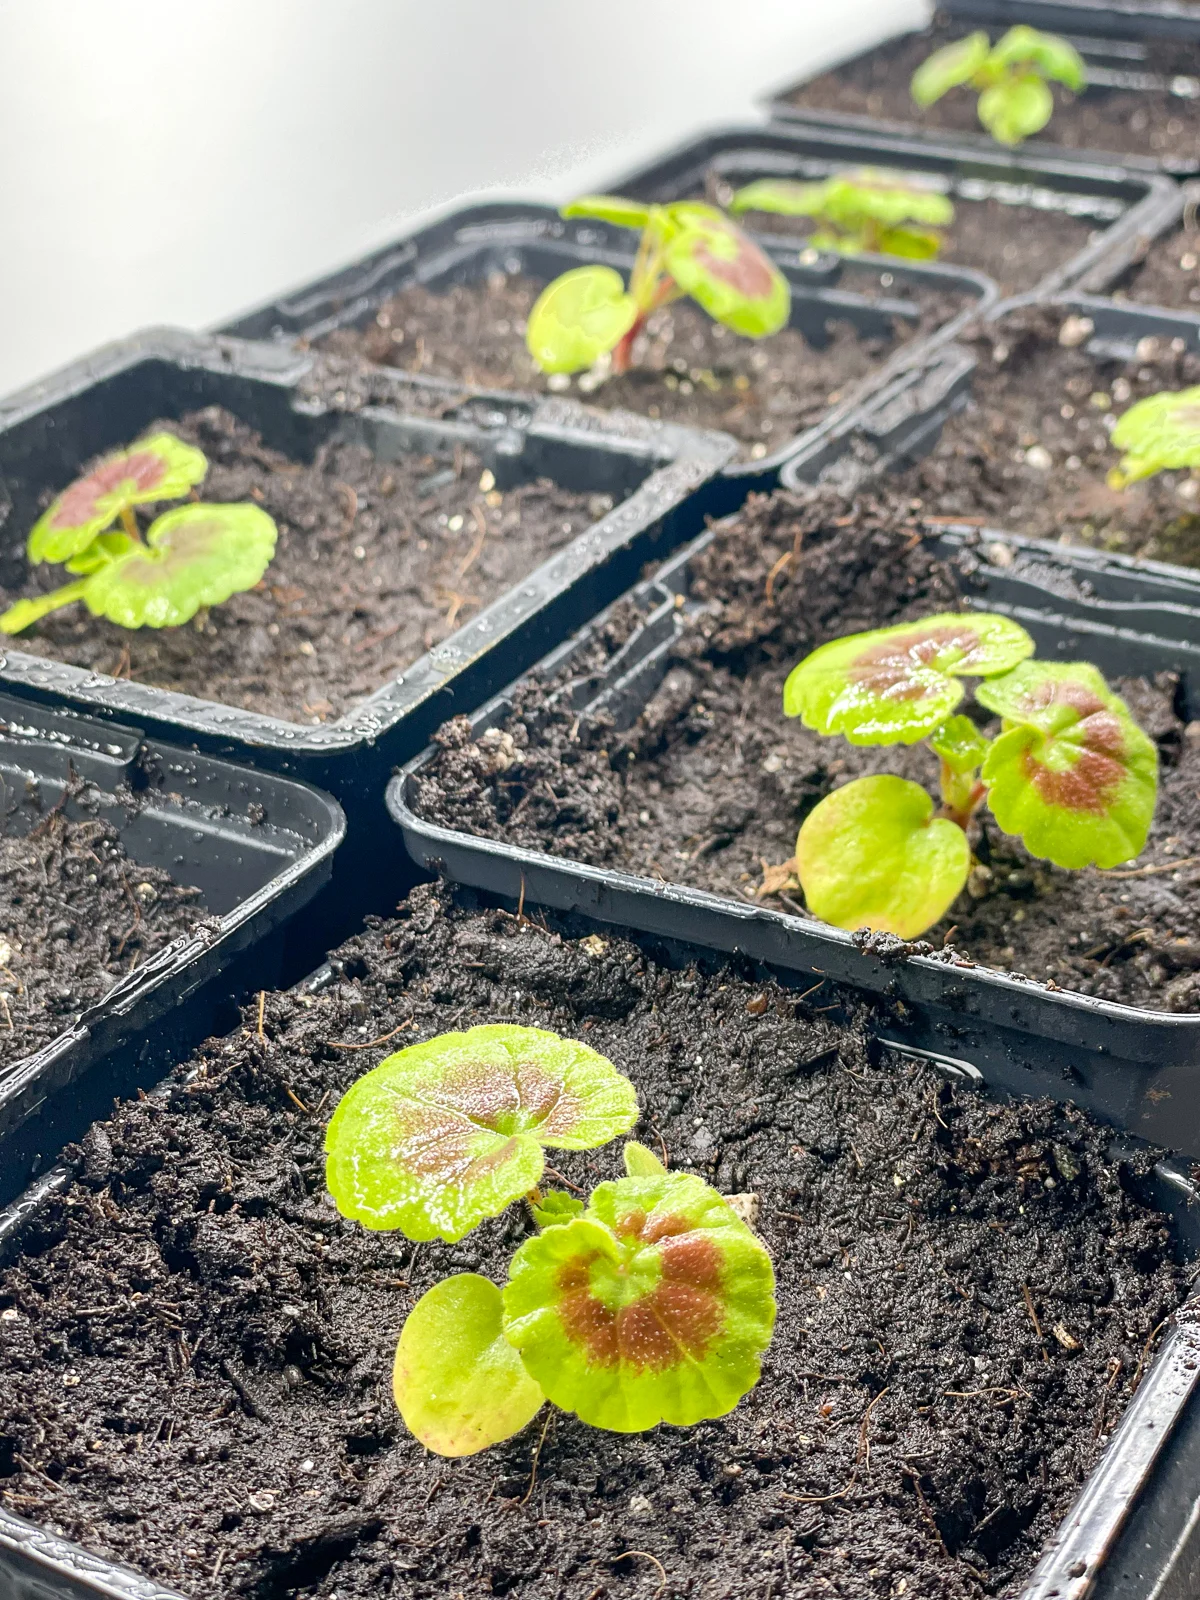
xmin=978 ymin=72 xmax=1054 ymax=144
xmin=728 ymin=179 xmax=828 ymax=219
xmin=394 ymin=1274 xmax=544 ymax=1457
xmin=29 ymin=431 xmax=208 ymax=564
xmin=526 ymin=265 xmax=639 ymax=375
xmin=875 ymin=225 xmax=945 ymax=261
xmin=911 ymin=31 xmax=990 ymax=106
xmin=796 ymin=775 xmax=971 ymax=939
xmin=782 ymin=612 xmax=1035 ymax=746
xmin=1109 ymin=387 xmax=1200 ymax=487
xmin=80 ymin=502 xmax=276 ymax=629
xmin=978 ymin=661 xmax=1159 ymax=870
xmin=504 ymin=1171 xmax=775 ymax=1433
xmin=561 ymin=195 xmax=654 ymax=231
xmin=325 ymin=1024 xmax=639 ymax=1243
xmin=661 ymin=204 xmax=789 ymax=339
xmin=990 ymin=25 xmax=1085 ymax=91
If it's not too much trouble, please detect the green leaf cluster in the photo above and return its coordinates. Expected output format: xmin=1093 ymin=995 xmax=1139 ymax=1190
xmin=1 ymin=431 xmax=277 ymax=635
xmin=730 ymin=171 xmax=955 ymax=261
xmin=1108 ymin=385 xmax=1200 ymax=487
xmin=783 ymin=614 xmax=1158 ymax=939
xmin=327 ymin=1034 xmax=776 ymax=1455
xmin=911 ymin=26 xmax=1086 ymax=146
xmin=526 ymin=196 xmax=789 ymax=376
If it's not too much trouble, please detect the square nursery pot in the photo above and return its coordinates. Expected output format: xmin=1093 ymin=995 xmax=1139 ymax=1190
xmin=0 ymin=325 xmax=735 ymax=814
xmin=2 ymin=906 xmax=1200 ymax=1600
xmin=391 ymin=516 xmax=1200 ymax=1165
xmin=0 ymin=691 xmax=343 ymax=1211
xmin=214 ymin=198 xmax=996 ymax=503
xmin=602 ymin=123 xmax=1180 ymax=300
xmin=769 ymin=15 xmax=1200 ymax=177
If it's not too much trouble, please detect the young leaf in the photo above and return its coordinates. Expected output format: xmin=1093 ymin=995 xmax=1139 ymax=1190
xmin=394 ymin=1274 xmax=544 ymax=1457
xmin=660 ymin=204 xmax=789 ymax=339
xmin=730 ymin=174 xmax=953 ymax=261
xmin=79 ymin=502 xmax=277 ymax=629
xmin=978 ymin=72 xmax=1054 ymax=144
xmin=728 ymin=179 xmax=829 ymax=220
xmin=990 ymin=25 xmax=1085 ymax=91
xmin=783 ymin=613 xmax=1034 ymax=746
xmin=795 ymin=775 xmax=971 ymax=939
xmin=531 ymin=1191 xmax=586 ymax=1229
xmin=503 ymin=1170 xmax=775 ymax=1432
xmin=929 ymin=714 xmax=990 ymax=774
xmin=1108 ymin=386 xmax=1200 ymax=486
xmin=872 ymin=225 xmax=946 ymax=261
xmin=911 ymin=31 xmax=990 ymax=106
xmin=978 ymin=662 xmax=1159 ymax=870
xmin=526 ymin=265 xmax=639 ymax=375
xmin=325 ymin=1024 xmax=639 ymax=1243
xmin=28 ymin=432 xmax=208 ymax=564
xmin=561 ymin=195 xmax=655 ymax=231
xmin=623 ymin=1140 xmax=666 ymax=1178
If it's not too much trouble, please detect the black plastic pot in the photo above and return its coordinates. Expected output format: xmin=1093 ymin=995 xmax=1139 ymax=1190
xmin=943 ymin=0 xmax=1200 ymax=43
xmin=0 ymin=325 xmax=735 ymax=810
xmin=0 ymin=691 xmax=343 ymax=1212
xmin=390 ymin=519 xmax=1200 ymax=1166
xmin=214 ymin=197 xmax=997 ymax=503
xmin=603 ymin=123 xmax=1180 ymax=296
xmin=767 ymin=27 xmax=1200 ymax=179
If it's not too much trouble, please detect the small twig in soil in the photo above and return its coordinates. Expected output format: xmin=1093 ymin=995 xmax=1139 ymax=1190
xmin=456 ymin=505 xmax=488 ymax=579
xmin=326 ymin=1018 xmax=415 ymax=1051
xmin=618 ymin=1551 xmax=667 ymax=1594
xmin=519 ymin=1409 xmax=553 ymax=1506
xmin=256 ymin=991 xmax=266 ymax=1042
xmin=1022 ymin=1283 xmax=1050 ymax=1362
xmin=334 ymin=481 xmax=358 ymax=528
xmin=0 ymin=993 xmax=12 ymax=1032
xmin=1099 ymin=855 xmax=1200 ymax=880
xmin=764 ymin=547 xmax=794 ymax=607
xmin=542 ymin=1166 xmax=585 ymax=1194
xmin=1096 ymin=1354 xmax=1124 ymax=1438
xmin=1131 ymin=1317 xmax=1170 ymax=1392
xmin=782 ymin=1387 xmax=889 ymax=1503
xmin=284 ymin=1086 xmax=311 ymax=1115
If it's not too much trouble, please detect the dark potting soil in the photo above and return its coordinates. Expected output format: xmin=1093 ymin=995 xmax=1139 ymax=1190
xmin=1120 ymin=222 xmax=1200 ymax=310
xmin=0 ymin=408 xmax=607 ymax=725
xmin=782 ymin=20 xmax=1200 ymax=171
xmin=0 ymin=786 xmax=209 ymax=1071
xmin=890 ymin=302 xmax=1200 ymax=568
xmin=317 ymin=270 xmax=965 ymax=458
xmin=415 ymin=488 xmax=1200 ymax=1014
xmin=0 ymin=883 xmax=1187 ymax=1600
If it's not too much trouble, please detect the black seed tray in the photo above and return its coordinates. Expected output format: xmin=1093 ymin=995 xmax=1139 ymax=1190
xmin=0 ymin=691 xmax=343 ymax=1213
xmin=604 ymin=122 xmax=1180 ymax=295
xmin=944 ymin=0 xmax=1200 ymax=43
xmin=213 ymin=197 xmax=997 ymax=500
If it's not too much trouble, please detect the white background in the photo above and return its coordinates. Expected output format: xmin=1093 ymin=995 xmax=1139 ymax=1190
xmin=0 ymin=0 xmax=926 ymax=396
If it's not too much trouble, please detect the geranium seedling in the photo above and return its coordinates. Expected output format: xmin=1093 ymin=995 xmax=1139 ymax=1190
xmin=911 ymin=26 xmax=1085 ymax=145
xmin=526 ymin=196 xmax=789 ymax=376
xmin=730 ymin=171 xmax=955 ymax=262
xmin=324 ymin=1024 xmax=639 ymax=1243
xmin=0 ymin=431 xmax=278 ymax=635
xmin=1108 ymin=386 xmax=1200 ymax=488
xmin=775 ymin=614 xmax=1158 ymax=939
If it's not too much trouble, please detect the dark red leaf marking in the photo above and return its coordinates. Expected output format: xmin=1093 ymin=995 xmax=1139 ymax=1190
xmin=849 ymin=624 xmax=979 ymax=702
xmin=1014 ymin=678 xmax=1129 ymax=814
xmin=50 ymin=450 xmax=170 ymax=531
xmin=555 ymin=1211 xmax=725 ymax=1372
xmin=387 ymin=1056 xmax=570 ymax=1182
xmin=691 ymin=233 xmax=776 ymax=299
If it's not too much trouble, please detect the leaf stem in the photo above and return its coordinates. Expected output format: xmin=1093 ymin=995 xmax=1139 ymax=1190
xmin=120 ymin=507 xmax=143 ymax=545
xmin=937 ymin=760 xmax=987 ymax=832
xmin=0 ymin=579 xmax=90 ymax=634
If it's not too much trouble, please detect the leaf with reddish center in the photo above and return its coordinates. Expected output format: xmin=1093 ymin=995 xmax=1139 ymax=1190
xmin=1109 ymin=386 xmax=1200 ymax=487
xmin=978 ymin=661 xmax=1159 ymax=869
xmin=783 ymin=612 xmax=1034 ymax=746
xmin=29 ymin=432 xmax=208 ymax=564
xmin=80 ymin=502 xmax=277 ymax=629
xmin=503 ymin=1171 xmax=775 ymax=1432
xmin=325 ymin=1024 xmax=639 ymax=1243
xmin=661 ymin=203 xmax=789 ymax=339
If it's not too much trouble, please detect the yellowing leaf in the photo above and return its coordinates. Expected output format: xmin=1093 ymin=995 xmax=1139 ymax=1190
xmin=526 ymin=265 xmax=638 ymax=375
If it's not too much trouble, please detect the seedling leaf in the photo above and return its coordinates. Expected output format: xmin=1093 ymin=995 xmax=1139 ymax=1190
xmin=929 ymin=714 xmax=990 ymax=774
xmin=730 ymin=174 xmax=953 ymax=261
xmin=796 ymin=775 xmax=971 ymax=939
xmin=978 ymin=662 xmax=1158 ymax=869
xmin=623 ymin=1140 xmax=666 ymax=1178
xmin=503 ymin=1171 xmax=775 ymax=1432
xmin=978 ymin=72 xmax=1054 ymax=144
xmin=561 ymin=195 xmax=655 ymax=231
xmin=526 ymin=265 xmax=639 ymax=375
xmin=325 ymin=1024 xmax=639 ymax=1243
xmin=80 ymin=502 xmax=277 ymax=629
xmin=1108 ymin=386 xmax=1200 ymax=486
xmin=661 ymin=204 xmax=789 ymax=338
xmin=29 ymin=432 xmax=208 ymax=564
xmin=394 ymin=1274 xmax=544 ymax=1457
xmin=783 ymin=612 xmax=1034 ymax=745
xmin=728 ymin=179 xmax=829 ymax=220
xmin=911 ymin=31 xmax=990 ymax=105
xmin=990 ymin=24 xmax=1085 ymax=90
xmin=531 ymin=1191 xmax=586 ymax=1229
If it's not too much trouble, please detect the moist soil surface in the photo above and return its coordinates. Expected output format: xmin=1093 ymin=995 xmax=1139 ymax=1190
xmin=318 ymin=270 xmax=964 ymax=460
xmin=1121 ymin=222 xmax=1200 ymax=310
xmin=782 ymin=19 xmax=1200 ymax=171
xmin=0 ymin=883 xmax=1187 ymax=1599
xmin=0 ymin=408 xmax=606 ymax=726
xmin=416 ymin=488 xmax=1200 ymax=1014
xmin=889 ymin=302 xmax=1200 ymax=568
xmin=0 ymin=786 xmax=208 ymax=1070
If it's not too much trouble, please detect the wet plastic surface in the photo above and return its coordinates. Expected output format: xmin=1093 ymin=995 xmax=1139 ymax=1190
xmin=0 ymin=692 xmax=344 ymax=1211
